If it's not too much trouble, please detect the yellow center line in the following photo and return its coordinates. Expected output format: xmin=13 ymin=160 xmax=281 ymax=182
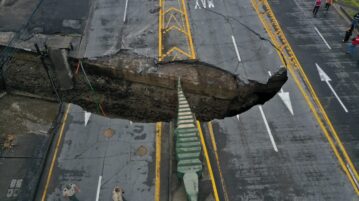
xmin=207 ymin=122 xmax=230 ymax=201
xmin=158 ymin=0 xmax=163 ymax=61
xmin=251 ymin=0 xmax=359 ymax=195
xmin=180 ymin=0 xmax=196 ymax=59
xmin=196 ymin=121 xmax=220 ymax=201
xmin=41 ymin=104 xmax=71 ymax=201
xmin=155 ymin=122 xmax=162 ymax=201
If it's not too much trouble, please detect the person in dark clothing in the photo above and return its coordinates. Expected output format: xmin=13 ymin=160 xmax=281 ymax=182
xmin=347 ymin=35 xmax=359 ymax=55
xmin=351 ymin=12 xmax=359 ymax=30
xmin=325 ymin=0 xmax=333 ymax=11
xmin=313 ymin=0 xmax=321 ymax=17
xmin=343 ymin=27 xmax=354 ymax=43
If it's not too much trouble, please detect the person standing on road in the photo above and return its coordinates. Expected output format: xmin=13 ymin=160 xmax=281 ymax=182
xmin=63 ymin=184 xmax=80 ymax=201
xmin=351 ymin=12 xmax=359 ymax=29
xmin=325 ymin=0 xmax=333 ymax=11
xmin=346 ymin=35 xmax=359 ymax=55
xmin=313 ymin=0 xmax=321 ymax=17
xmin=112 ymin=186 xmax=125 ymax=201
xmin=343 ymin=26 xmax=354 ymax=43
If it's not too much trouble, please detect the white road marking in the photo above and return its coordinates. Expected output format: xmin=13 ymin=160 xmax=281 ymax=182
xmin=95 ymin=176 xmax=102 ymax=201
xmin=201 ymin=0 xmax=206 ymax=8
xmin=347 ymin=163 xmax=359 ymax=188
xmin=316 ymin=63 xmax=348 ymax=113
xmin=84 ymin=111 xmax=91 ymax=126
xmin=259 ymin=106 xmax=278 ymax=152
xmin=195 ymin=0 xmax=201 ymax=9
xmin=268 ymin=71 xmax=294 ymax=115
xmin=123 ymin=0 xmax=129 ymax=22
xmin=231 ymin=35 xmax=242 ymax=62
xmin=195 ymin=0 xmax=214 ymax=9
xmin=236 ymin=115 xmax=239 ymax=120
xmin=208 ymin=0 xmax=214 ymax=8
xmin=314 ymin=26 xmax=331 ymax=50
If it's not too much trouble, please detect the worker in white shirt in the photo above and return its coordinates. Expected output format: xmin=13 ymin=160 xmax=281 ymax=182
xmin=63 ymin=184 xmax=80 ymax=201
xmin=112 ymin=186 xmax=125 ymax=201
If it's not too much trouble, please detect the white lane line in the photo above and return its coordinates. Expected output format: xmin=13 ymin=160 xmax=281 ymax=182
xmin=95 ymin=176 xmax=102 ymax=201
xmin=326 ymin=80 xmax=349 ymax=113
xmin=347 ymin=163 xmax=359 ymax=188
xmin=314 ymin=26 xmax=331 ymax=50
xmin=316 ymin=63 xmax=348 ymax=113
xmin=259 ymin=106 xmax=278 ymax=152
xmin=123 ymin=0 xmax=129 ymax=22
xmin=231 ymin=35 xmax=242 ymax=62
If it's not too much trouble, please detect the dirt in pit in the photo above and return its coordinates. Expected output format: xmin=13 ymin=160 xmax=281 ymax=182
xmin=3 ymin=50 xmax=287 ymax=122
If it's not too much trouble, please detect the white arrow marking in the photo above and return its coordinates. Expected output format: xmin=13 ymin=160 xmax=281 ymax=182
xmin=84 ymin=111 xmax=92 ymax=126
xmin=316 ymin=63 xmax=348 ymax=113
xmin=278 ymin=91 xmax=294 ymax=115
xmin=314 ymin=26 xmax=332 ymax=50
xmin=259 ymin=106 xmax=278 ymax=152
xmin=268 ymin=71 xmax=294 ymax=115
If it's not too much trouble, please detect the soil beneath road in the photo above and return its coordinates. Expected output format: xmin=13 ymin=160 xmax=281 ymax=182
xmin=3 ymin=50 xmax=287 ymax=122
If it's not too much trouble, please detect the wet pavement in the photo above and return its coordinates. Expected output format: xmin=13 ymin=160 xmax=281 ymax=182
xmin=35 ymin=104 xmax=160 ymax=201
xmin=187 ymin=0 xmax=358 ymax=199
xmin=0 ymin=94 xmax=59 ymax=201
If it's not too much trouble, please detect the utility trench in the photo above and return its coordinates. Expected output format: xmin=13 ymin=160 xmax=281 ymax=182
xmin=3 ymin=49 xmax=287 ymax=122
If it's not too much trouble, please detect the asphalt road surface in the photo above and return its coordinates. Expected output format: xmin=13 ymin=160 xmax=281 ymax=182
xmin=35 ymin=104 xmax=162 ymax=201
xmin=187 ymin=0 xmax=358 ymax=200
xmin=269 ymin=0 xmax=359 ymax=176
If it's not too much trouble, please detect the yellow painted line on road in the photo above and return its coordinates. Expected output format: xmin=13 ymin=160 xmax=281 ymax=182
xmin=180 ymin=0 xmax=196 ymax=59
xmin=251 ymin=0 xmax=359 ymax=195
xmin=41 ymin=104 xmax=71 ymax=201
xmin=155 ymin=122 xmax=162 ymax=201
xmin=158 ymin=0 xmax=163 ymax=61
xmin=207 ymin=122 xmax=230 ymax=201
xmin=196 ymin=121 xmax=220 ymax=201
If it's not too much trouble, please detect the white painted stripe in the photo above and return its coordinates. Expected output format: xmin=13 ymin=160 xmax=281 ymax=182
xmin=314 ymin=26 xmax=331 ymax=50
xmin=326 ymin=80 xmax=349 ymax=113
xmin=231 ymin=35 xmax=242 ymax=62
xmin=347 ymin=163 xmax=359 ymax=188
xmin=178 ymin=124 xmax=195 ymax=128
xmin=95 ymin=176 xmax=102 ymax=201
xmin=179 ymin=115 xmax=193 ymax=119
xmin=179 ymin=111 xmax=192 ymax=116
xmin=258 ymin=106 xmax=278 ymax=152
xmin=123 ymin=0 xmax=129 ymax=22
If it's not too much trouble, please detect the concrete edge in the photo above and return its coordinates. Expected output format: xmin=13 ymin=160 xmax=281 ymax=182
xmin=32 ymin=103 xmax=65 ymax=201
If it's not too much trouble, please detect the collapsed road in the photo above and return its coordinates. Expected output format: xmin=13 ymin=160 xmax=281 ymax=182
xmin=2 ymin=49 xmax=287 ymax=122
